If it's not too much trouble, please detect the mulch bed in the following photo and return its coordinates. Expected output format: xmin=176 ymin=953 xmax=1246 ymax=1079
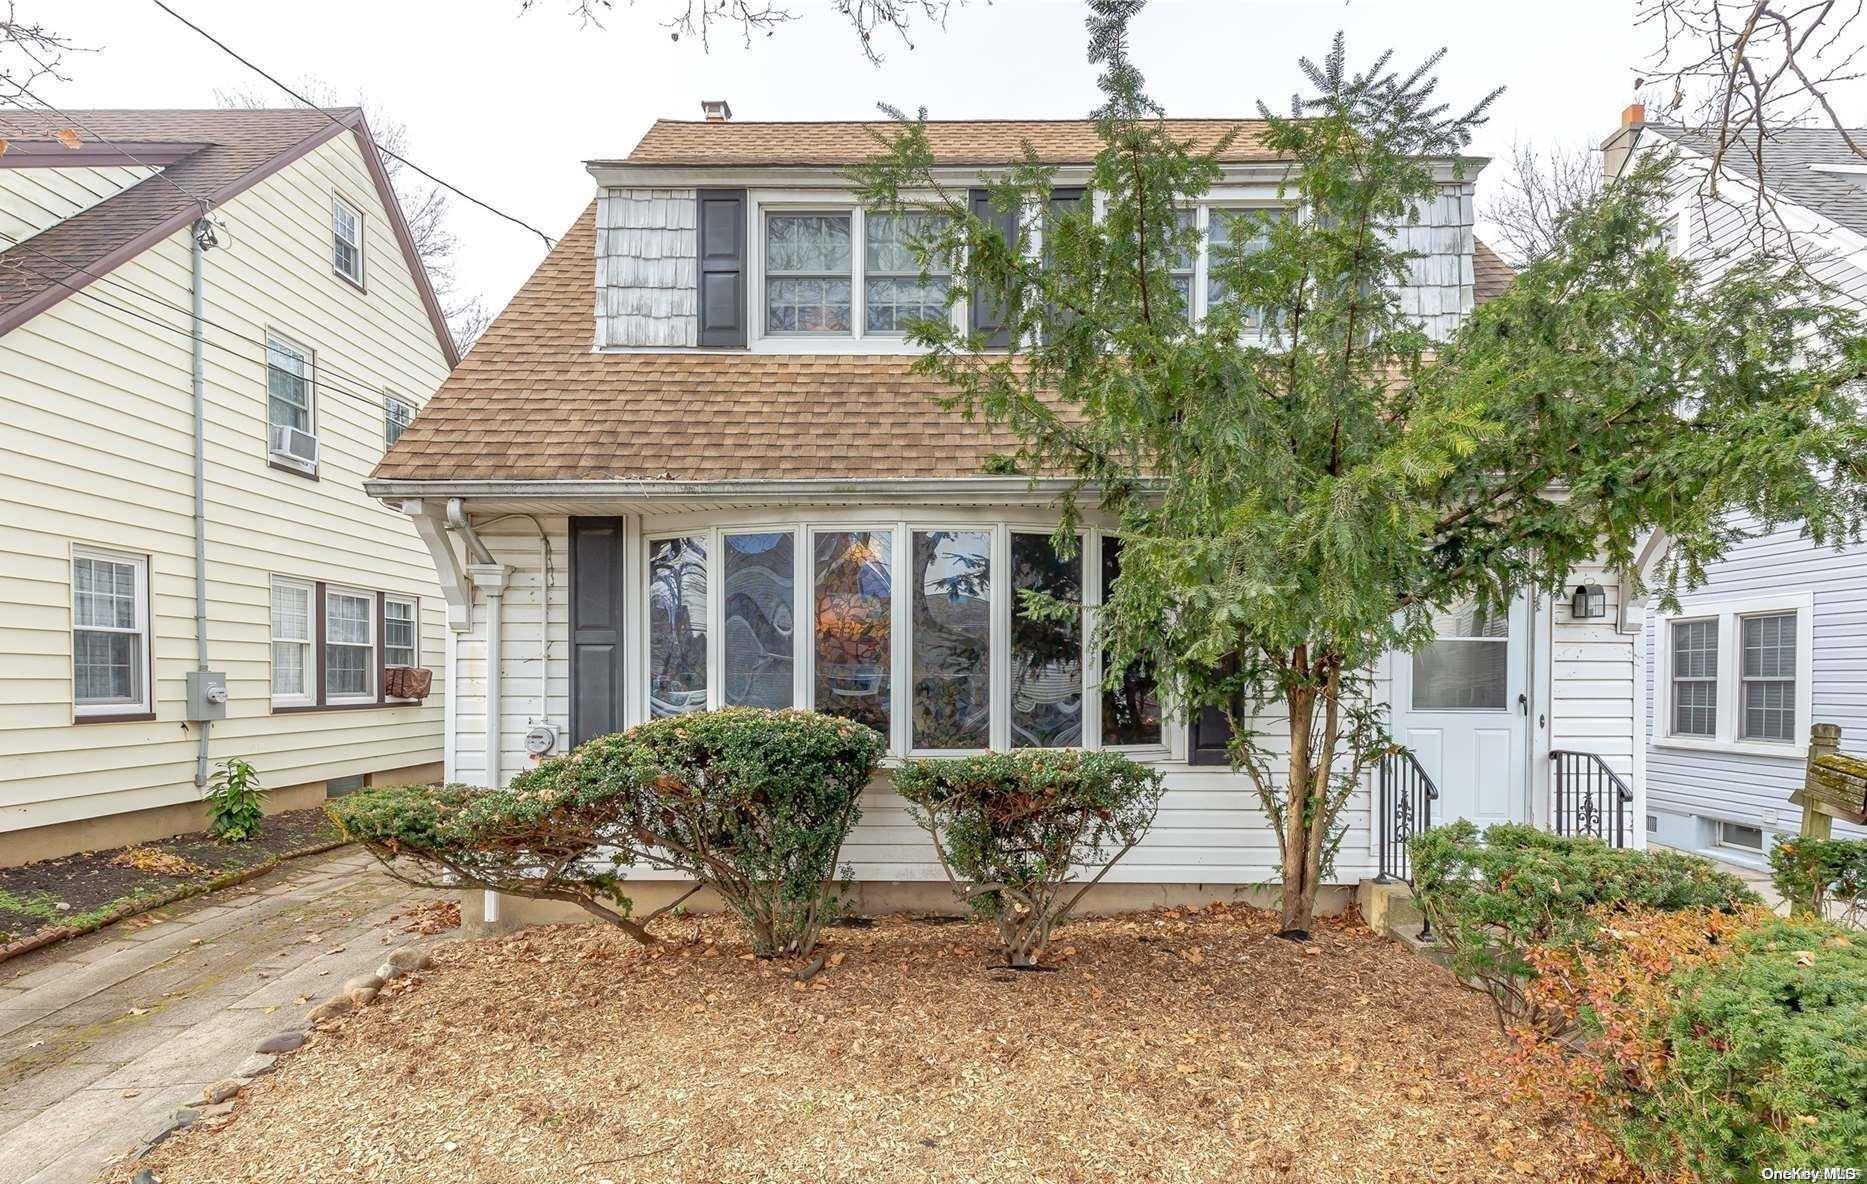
xmin=114 ymin=905 xmax=1629 ymax=1183
xmin=0 ymin=807 xmax=343 ymax=946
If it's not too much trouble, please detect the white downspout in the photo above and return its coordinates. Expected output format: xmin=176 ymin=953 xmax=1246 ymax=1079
xmin=189 ymin=218 xmax=218 ymax=787
xmin=465 ymin=551 xmax=510 ymax=931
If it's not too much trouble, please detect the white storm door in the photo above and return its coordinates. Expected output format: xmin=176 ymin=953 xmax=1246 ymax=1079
xmin=1391 ymin=597 xmax=1529 ymax=828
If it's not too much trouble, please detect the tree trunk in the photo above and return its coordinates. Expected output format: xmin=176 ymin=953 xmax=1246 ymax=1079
xmin=1280 ymin=673 xmax=1317 ymax=938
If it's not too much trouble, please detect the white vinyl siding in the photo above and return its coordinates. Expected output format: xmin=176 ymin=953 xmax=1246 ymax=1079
xmin=0 ymin=129 xmax=449 ymax=836
xmin=71 ymin=547 xmax=149 ymax=716
xmin=270 ymin=577 xmax=315 ymax=705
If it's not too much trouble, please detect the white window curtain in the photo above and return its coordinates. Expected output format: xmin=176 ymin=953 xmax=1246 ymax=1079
xmin=325 ymin=590 xmax=375 ymax=701
xmin=271 ymin=579 xmax=314 ymax=701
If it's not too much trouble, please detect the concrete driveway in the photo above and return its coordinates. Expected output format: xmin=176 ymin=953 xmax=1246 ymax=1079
xmin=0 ymin=847 xmax=444 ymax=1184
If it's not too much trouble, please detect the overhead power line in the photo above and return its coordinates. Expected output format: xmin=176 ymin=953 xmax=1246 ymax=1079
xmin=0 ymin=232 xmax=433 ymax=423
xmin=147 ymin=0 xmax=558 ymax=249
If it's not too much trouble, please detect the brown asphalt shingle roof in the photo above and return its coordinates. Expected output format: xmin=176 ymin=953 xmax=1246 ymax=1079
xmin=0 ymin=109 xmax=458 ymax=363
xmin=1473 ymin=238 xmax=1514 ymax=303
xmin=372 ymin=204 xmax=1023 ymax=483
xmin=619 ymin=118 xmax=1281 ymax=167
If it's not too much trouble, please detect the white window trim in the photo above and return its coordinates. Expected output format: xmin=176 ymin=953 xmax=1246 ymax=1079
xmin=270 ymin=575 xmax=318 ymax=709
xmin=384 ymin=393 xmax=415 ymax=448
xmin=638 ymin=515 xmax=1175 ymax=763
xmin=384 ymin=594 xmax=420 ymax=701
xmin=324 ymin=585 xmax=378 ymax=706
xmin=264 ymin=329 xmax=317 ymax=468
xmin=71 ymin=545 xmax=151 ymax=718
xmin=332 ymin=193 xmax=365 ymax=288
xmin=1652 ymin=591 xmax=1814 ymax=757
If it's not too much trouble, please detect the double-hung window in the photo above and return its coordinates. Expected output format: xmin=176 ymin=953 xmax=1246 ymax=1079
xmin=765 ymin=212 xmax=853 ymax=334
xmin=1207 ymin=207 xmax=1282 ymax=330
xmin=384 ymin=394 xmax=414 ymax=447
xmin=72 ymin=547 xmax=149 ymax=718
xmin=384 ymin=597 xmax=418 ymax=670
xmin=332 ymin=195 xmax=364 ymax=287
xmin=1669 ymin=619 xmax=1718 ymax=737
xmin=864 ymin=212 xmax=951 ymax=333
xmin=265 ymin=332 xmax=317 ymax=474
xmin=270 ymin=577 xmax=315 ymax=706
xmin=1659 ymin=595 xmax=1811 ymax=751
xmin=1739 ymin=613 xmax=1797 ymax=742
xmin=325 ymin=589 xmax=376 ymax=703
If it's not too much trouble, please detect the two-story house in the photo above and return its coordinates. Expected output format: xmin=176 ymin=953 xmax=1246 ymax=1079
xmin=1602 ymin=106 xmax=1867 ymax=866
xmin=367 ymin=108 xmax=1642 ymax=924
xmin=0 ymin=108 xmax=455 ymax=864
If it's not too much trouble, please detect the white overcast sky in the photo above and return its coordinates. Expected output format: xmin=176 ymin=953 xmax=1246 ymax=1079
xmin=47 ymin=0 xmax=1659 ymax=316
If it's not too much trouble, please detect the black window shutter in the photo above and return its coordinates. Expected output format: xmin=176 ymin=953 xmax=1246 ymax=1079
xmin=695 ymin=189 xmax=746 ymax=347
xmin=1187 ymin=655 xmax=1242 ymax=767
xmin=1042 ymin=187 xmax=1085 ymax=343
xmin=969 ymin=188 xmax=1017 ymax=347
xmin=570 ymin=517 xmax=627 ymax=746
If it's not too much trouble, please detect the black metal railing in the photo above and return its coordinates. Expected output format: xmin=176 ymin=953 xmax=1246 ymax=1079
xmin=1375 ymin=747 xmax=1440 ymax=886
xmin=1549 ymin=750 xmax=1634 ymax=848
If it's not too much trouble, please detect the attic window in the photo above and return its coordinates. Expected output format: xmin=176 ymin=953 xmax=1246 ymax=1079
xmin=332 ymin=195 xmax=364 ymax=287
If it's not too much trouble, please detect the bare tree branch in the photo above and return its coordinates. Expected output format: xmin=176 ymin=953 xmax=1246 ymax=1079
xmin=1479 ymin=141 xmax=1603 ymax=266
xmin=0 ymin=3 xmax=89 ymax=131
xmin=216 ymin=81 xmax=491 ymax=352
xmin=518 ymin=0 xmax=957 ymax=64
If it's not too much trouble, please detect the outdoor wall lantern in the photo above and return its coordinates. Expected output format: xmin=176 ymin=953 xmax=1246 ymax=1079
xmin=1571 ymin=581 xmax=1607 ymax=620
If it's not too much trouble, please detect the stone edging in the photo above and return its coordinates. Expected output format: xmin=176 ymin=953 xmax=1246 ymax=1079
xmin=0 ymin=837 xmax=352 ymax=967
xmin=124 ymin=943 xmax=439 ymax=1174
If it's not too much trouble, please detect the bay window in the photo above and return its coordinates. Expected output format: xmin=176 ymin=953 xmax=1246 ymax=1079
xmin=647 ymin=535 xmax=708 ymax=716
xmin=911 ymin=530 xmax=993 ymax=750
xmin=638 ymin=522 xmax=1164 ymax=758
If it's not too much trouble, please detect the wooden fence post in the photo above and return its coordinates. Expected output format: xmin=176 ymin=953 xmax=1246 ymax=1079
xmin=1801 ymin=724 xmax=1842 ymax=841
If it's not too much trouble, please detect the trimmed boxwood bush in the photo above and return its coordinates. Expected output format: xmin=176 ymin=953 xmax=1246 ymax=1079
xmin=1624 ymin=919 xmax=1867 ymax=1179
xmin=330 ymin=708 xmax=886 ymax=956
xmin=1410 ymin=821 xmax=1758 ymax=1031
xmin=894 ymin=748 xmax=1164 ymax=968
xmin=1770 ymin=834 xmax=1867 ymax=923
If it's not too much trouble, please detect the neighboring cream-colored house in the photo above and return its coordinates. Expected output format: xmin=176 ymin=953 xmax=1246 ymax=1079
xmin=368 ymin=111 xmax=1643 ymax=924
xmin=0 ymin=109 xmax=456 ymax=864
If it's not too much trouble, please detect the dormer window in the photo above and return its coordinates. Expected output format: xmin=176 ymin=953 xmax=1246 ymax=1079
xmin=765 ymin=212 xmax=852 ymax=334
xmin=332 ymin=195 xmax=364 ymax=288
xmin=864 ymin=212 xmax=951 ymax=333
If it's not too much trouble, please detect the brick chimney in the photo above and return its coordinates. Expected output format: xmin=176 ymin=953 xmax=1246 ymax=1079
xmin=701 ymin=99 xmax=733 ymax=123
xmin=1601 ymin=102 xmax=1647 ymax=183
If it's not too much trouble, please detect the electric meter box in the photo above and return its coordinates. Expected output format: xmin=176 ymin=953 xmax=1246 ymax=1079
xmin=185 ymin=670 xmax=229 ymax=721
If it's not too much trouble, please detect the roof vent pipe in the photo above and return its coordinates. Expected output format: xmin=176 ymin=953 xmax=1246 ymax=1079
xmin=701 ymin=99 xmax=733 ymax=122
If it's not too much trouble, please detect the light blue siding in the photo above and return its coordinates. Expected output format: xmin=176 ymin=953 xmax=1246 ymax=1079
xmin=1643 ymin=513 xmax=1867 ymax=841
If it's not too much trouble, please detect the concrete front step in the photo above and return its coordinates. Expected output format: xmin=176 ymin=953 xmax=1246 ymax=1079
xmin=1356 ymin=878 xmax=1424 ymax=937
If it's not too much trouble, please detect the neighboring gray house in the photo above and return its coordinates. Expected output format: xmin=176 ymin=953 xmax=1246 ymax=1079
xmin=1603 ymin=108 xmax=1867 ymax=865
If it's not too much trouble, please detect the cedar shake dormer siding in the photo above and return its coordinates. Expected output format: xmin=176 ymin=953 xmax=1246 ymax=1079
xmin=595 ymin=187 xmax=699 ymax=348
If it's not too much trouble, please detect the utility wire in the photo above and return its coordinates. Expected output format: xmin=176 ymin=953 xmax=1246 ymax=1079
xmin=148 ymin=0 xmax=558 ymax=249
xmin=0 ymin=227 xmax=439 ymax=413
xmin=0 ymin=242 xmax=433 ymax=424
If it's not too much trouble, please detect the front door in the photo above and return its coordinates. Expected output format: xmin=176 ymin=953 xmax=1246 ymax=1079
xmin=1390 ymin=597 xmax=1530 ymax=828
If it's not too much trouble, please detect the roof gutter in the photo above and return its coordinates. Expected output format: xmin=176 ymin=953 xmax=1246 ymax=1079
xmin=364 ymin=475 xmax=1115 ymax=504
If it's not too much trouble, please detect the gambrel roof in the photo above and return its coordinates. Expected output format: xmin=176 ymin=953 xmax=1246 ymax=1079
xmin=0 ymin=108 xmax=459 ymax=364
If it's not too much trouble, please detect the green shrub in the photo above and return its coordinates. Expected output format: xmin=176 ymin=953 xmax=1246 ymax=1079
xmin=1411 ymin=821 xmax=1758 ymax=1031
xmin=1770 ymin=834 xmax=1867 ymax=923
xmin=206 ymin=757 xmax=267 ymax=842
xmin=1624 ymin=919 xmax=1867 ymax=1180
xmin=894 ymin=749 xmax=1164 ymax=968
xmin=331 ymin=708 xmax=885 ymax=956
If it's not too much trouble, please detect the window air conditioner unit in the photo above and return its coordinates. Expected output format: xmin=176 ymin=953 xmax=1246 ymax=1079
xmin=269 ymin=424 xmax=319 ymax=472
